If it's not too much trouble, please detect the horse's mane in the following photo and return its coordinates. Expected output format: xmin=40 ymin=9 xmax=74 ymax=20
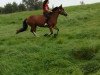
xmin=52 ymin=7 xmax=59 ymax=12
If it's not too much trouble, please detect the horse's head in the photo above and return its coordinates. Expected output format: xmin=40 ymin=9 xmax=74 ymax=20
xmin=58 ymin=5 xmax=68 ymax=16
xmin=52 ymin=5 xmax=68 ymax=16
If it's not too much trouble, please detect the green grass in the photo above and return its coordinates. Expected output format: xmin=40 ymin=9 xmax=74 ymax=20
xmin=0 ymin=3 xmax=100 ymax=75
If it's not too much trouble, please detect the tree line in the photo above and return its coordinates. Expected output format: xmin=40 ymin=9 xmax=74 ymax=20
xmin=0 ymin=0 xmax=42 ymax=14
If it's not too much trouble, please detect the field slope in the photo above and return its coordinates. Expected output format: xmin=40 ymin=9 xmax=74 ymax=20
xmin=0 ymin=3 xmax=100 ymax=75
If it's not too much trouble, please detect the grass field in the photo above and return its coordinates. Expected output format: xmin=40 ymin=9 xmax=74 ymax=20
xmin=0 ymin=3 xmax=100 ymax=75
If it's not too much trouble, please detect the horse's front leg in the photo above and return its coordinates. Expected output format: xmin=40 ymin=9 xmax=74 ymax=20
xmin=54 ymin=26 xmax=59 ymax=35
xmin=49 ymin=27 xmax=53 ymax=36
xmin=53 ymin=26 xmax=59 ymax=38
xmin=44 ymin=26 xmax=53 ymax=37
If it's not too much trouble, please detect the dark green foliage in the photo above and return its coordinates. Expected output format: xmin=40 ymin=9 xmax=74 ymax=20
xmin=0 ymin=2 xmax=26 ymax=14
xmin=72 ymin=50 xmax=95 ymax=60
xmin=18 ymin=4 xmax=26 ymax=12
xmin=4 ymin=3 xmax=13 ymax=14
xmin=12 ymin=2 xmax=19 ymax=12
xmin=0 ymin=7 xmax=4 ymax=14
xmin=0 ymin=0 xmax=42 ymax=14
xmin=81 ymin=61 xmax=100 ymax=75
xmin=22 ymin=0 xmax=42 ymax=10
xmin=71 ymin=44 xmax=100 ymax=60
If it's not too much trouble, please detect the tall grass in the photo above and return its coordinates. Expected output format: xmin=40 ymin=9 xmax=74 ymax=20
xmin=0 ymin=3 xmax=100 ymax=75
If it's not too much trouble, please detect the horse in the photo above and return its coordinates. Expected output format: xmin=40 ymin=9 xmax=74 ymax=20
xmin=16 ymin=5 xmax=67 ymax=37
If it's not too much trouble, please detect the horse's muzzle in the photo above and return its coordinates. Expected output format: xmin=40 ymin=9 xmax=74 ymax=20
xmin=61 ymin=11 xmax=68 ymax=16
xmin=64 ymin=13 xmax=67 ymax=16
xmin=64 ymin=11 xmax=68 ymax=16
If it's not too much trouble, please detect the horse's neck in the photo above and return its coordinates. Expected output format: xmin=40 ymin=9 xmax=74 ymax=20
xmin=51 ymin=12 xmax=59 ymax=19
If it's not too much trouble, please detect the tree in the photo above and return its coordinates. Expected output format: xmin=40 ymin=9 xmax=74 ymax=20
xmin=34 ymin=1 xmax=42 ymax=10
xmin=12 ymin=2 xmax=18 ymax=12
xmin=0 ymin=7 xmax=4 ymax=14
xmin=18 ymin=3 xmax=26 ymax=11
xmin=80 ymin=1 xmax=85 ymax=5
xmin=22 ymin=0 xmax=42 ymax=10
xmin=4 ymin=3 xmax=13 ymax=14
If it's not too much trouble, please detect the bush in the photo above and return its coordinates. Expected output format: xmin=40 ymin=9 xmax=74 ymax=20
xmin=71 ymin=45 xmax=99 ymax=60
xmin=73 ymin=50 xmax=95 ymax=60
xmin=81 ymin=61 xmax=100 ymax=75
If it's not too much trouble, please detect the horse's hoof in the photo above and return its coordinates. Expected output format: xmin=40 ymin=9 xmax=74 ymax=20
xmin=44 ymin=34 xmax=48 ymax=36
xmin=54 ymin=34 xmax=58 ymax=38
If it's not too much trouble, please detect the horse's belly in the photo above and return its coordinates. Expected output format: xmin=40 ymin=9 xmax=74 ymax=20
xmin=37 ymin=23 xmax=45 ymax=27
xmin=36 ymin=21 xmax=45 ymax=27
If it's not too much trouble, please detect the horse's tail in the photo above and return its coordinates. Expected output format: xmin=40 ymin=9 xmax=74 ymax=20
xmin=16 ymin=19 xmax=28 ymax=34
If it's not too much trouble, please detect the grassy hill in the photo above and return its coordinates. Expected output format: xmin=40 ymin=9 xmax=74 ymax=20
xmin=0 ymin=3 xmax=100 ymax=75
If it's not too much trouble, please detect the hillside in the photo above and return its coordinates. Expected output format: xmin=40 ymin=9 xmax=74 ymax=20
xmin=0 ymin=3 xmax=100 ymax=75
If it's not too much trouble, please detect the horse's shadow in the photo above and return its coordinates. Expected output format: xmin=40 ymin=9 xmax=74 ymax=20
xmin=44 ymin=33 xmax=58 ymax=38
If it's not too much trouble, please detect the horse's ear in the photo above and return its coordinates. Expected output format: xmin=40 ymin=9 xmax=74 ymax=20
xmin=59 ymin=4 xmax=62 ymax=8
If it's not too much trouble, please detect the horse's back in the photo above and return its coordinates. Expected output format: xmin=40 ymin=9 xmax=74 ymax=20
xmin=27 ymin=15 xmax=46 ymax=26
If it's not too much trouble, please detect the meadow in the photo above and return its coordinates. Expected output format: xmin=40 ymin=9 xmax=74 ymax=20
xmin=0 ymin=3 xmax=100 ymax=75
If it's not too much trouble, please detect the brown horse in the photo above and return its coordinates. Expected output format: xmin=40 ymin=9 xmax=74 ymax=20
xmin=16 ymin=5 xmax=67 ymax=37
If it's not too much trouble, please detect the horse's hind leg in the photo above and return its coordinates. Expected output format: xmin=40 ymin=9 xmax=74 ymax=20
xmin=30 ymin=26 xmax=38 ymax=37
